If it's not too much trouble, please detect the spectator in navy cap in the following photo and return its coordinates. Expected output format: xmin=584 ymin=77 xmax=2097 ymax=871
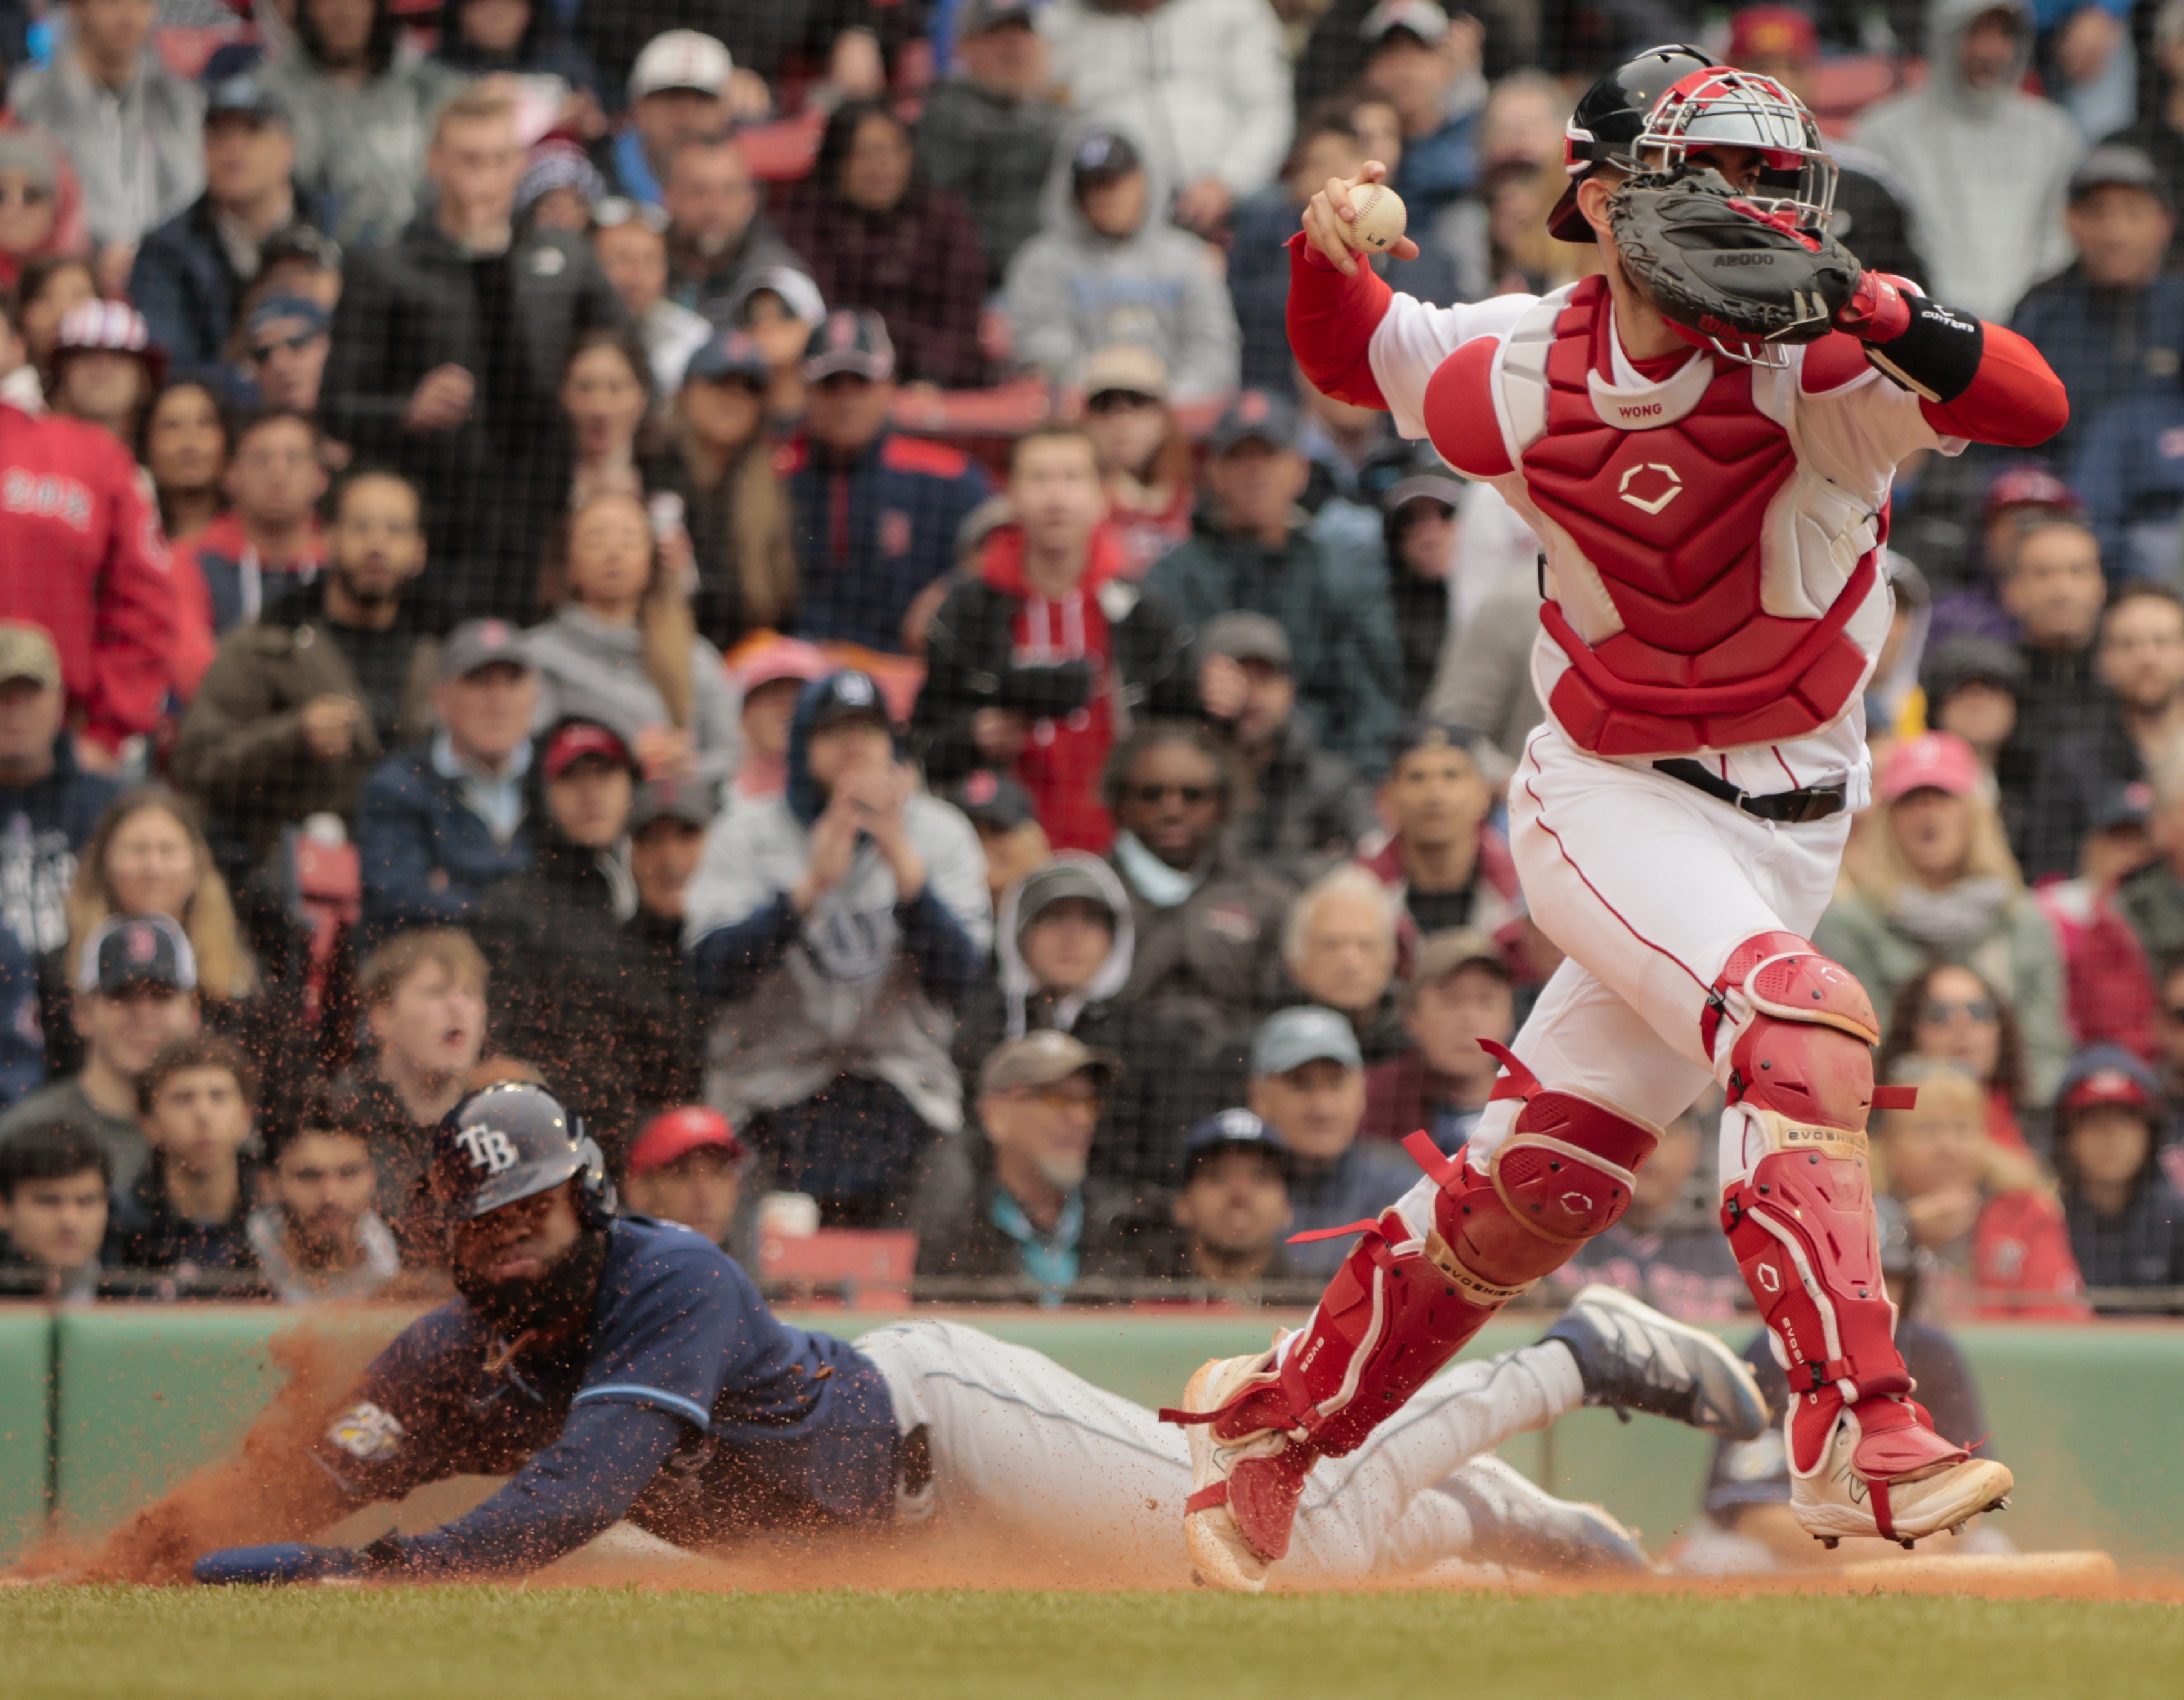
xmin=661 ymin=325 xmax=798 ymax=651
xmin=1140 ymin=1108 xmax=1296 ymax=1285
xmin=243 ymin=296 xmax=332 ymax=415
xmin=2052 ymin=1047 xmax=2184 ymax=1308
xmin=783 ymin=312 xmax=992 ymax=655
xmin=130 ymin=73 xmax=301 ymax=389
xmin=686 ymin=670 xmax=992 ymax=1227
xmin=1148 ymin=391 xmax=1404 ymax=771
xmin=0 ymin=914 xmax=203 ymax=1193
xmin=1244 ymin=1005 xmax=1415 ymax=1276
xmin=1003 ymin=123 xmax=1241 ymax=404
xmin=2010 ymin=144 xmax=2184 ymax=469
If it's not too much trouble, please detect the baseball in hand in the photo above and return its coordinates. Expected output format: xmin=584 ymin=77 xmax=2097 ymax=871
xmin=1344 ymin=183 xmax=1409 ymax=253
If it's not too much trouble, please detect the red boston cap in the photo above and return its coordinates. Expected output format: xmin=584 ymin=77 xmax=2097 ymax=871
xmin=1728 ymin=7 xmax=1817 ymax=63
xmin=2061 ymin=1067 xmax=2155 ymax=1116
xmin=1879 ymin=731 xmax=1981 ymax=803
xmin=629 ymin=1106 xmax=747 ymax=1176
xmin=542 ymin=720 xmax=634 ymax=780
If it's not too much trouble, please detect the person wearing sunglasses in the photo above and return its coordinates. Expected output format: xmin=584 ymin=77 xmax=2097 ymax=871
xmin=1876 ymin=961 xmax=2041 ymax=1156
xmin=1095 ymin=720 xmax=1291 ymax=1169
xmin=243 ymin=295 xmax=332 ymax=416
xmin=1816 ymin=731 xmax=2070 ymax=1104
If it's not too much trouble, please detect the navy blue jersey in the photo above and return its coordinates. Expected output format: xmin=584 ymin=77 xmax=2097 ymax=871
xmin=317 ymin=1216 xmax=900 ymax=1570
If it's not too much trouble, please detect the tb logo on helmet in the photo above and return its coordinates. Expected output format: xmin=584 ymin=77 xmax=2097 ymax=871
xmin=455 ymin=1126 xmax=521 ymax=1175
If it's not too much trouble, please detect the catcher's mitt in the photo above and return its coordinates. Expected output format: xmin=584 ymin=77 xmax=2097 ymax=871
xmin=1607 ymin=167 xmax=1861 ymax=351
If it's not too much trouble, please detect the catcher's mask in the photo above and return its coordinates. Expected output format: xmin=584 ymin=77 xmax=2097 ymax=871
xmin=1634 ymin=67 xmax=1837 ymax=237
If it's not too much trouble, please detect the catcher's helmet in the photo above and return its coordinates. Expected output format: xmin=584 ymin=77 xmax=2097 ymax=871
xmin=430 ymin=1082 xmax=616 ymax=1227
xmin=1550 ymin=44 xmax=1722 ymax=243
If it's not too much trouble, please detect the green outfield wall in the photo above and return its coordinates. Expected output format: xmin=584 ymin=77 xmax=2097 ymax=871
xmin=4 ymin=1305 xmax=2180 ymax=1564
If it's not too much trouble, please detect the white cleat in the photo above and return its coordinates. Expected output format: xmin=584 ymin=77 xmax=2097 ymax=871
xmin=1791 ymin=1407 xmax=2014 ymax=1549
xmin=1171 ymin=1348 xmax=1318 ymax=1595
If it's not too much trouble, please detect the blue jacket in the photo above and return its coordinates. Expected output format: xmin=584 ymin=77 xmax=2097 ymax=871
xmin=129 ymin=195 xmax=241 ymax=389
xmin=783 ymin=430 xmax=990 ymax=654
xmin=1394 ymin=109 xmax=1479 ymax=221
xmin=353 ymin=743 xmax=536 ymax=945
xmin=2069 ymin=384 xmax=2184 ymax=581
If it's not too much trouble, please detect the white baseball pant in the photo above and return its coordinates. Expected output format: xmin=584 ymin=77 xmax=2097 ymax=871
xmin=1382 ymin=720 xmax=1855 ymax=1240
xmin=853 ymin=1318 xmax=1585 ymax=1580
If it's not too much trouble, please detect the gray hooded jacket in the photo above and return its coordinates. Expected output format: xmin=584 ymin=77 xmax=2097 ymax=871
xmin=1855 ymin=0 xmax=2082 ymax=322
xmin=684 ymin=793 xmax=992 ymax=1134
xmin=1002 ymin=120 xmax=1242 ymax=403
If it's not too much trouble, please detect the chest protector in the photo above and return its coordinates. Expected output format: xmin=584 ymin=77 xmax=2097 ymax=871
xmin=1496 ymin=277 xmax=1879 ymax=758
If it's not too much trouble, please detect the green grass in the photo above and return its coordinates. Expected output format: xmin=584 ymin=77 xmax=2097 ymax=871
xmin=4 ymin=1587 xmax=2181 ymax=1700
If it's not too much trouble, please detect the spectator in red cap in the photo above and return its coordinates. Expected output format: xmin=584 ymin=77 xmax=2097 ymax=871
xmin=46 ymin=300 xmax=163 ymax=447
xmin=0 ymin=292 xmax=180 ymax=760
xmin=473 ymin=717 xmax=698 ymax=1169
xmin=1726 ymin=6 xmax=1927 ymax=287
xmin=1926 ymin=464 xmax=2086 ymax=652
xmin=1817 ymin=732 xmax=2069 ymax=1099
xmin=621 ymin=1104 xmax=746 ymax=1248
xmin=2053 ymin=1045 xmax=2184 ymax=1306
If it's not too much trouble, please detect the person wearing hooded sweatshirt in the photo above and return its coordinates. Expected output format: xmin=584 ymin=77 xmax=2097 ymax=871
xmin=914 ymin=422 xmax=1197 ymax=853
xmin=470 ymin=719 xmax=692 ymax=1173
xmin=684 ymin=671 xmax=992 ymax=1226
xmin=1856 ymin=0 xmax=2084 ymax=323
xmin=1000 ymin=126 xmax=1241 ymax=405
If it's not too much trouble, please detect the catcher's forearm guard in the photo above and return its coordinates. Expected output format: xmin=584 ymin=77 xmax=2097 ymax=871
xmin=1857 ymin=290 xmax=1984 ymax=405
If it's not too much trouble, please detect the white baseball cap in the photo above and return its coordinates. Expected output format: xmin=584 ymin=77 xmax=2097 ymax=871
xmin=628 ymin=29 xmax=733 ymax=102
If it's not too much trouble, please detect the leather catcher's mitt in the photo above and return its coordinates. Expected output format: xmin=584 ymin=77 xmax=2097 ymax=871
xmin=1607 ymin=167 xmax=1861 ymax=349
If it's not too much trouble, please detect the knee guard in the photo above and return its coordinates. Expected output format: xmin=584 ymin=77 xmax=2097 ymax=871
xmin=1709 ymin=936 xmax=1916 ymax=1468
xmin=1212 ymin=1044 xmax=1662 ymax=1458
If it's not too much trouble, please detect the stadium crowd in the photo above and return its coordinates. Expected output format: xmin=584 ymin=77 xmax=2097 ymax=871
xmin=1 ymin=0 xmax=2183 ymax=1349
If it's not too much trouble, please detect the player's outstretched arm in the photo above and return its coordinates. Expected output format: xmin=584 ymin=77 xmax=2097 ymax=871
xmin=1835 ymin=273 xmax=2069 ymax=449
xmin=195 ymin=1404 xmax=686 ymax=1584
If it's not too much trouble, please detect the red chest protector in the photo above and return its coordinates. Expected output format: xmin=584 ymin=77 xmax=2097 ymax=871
xmin=1512 ymin=278 xmax=1877 ymax=758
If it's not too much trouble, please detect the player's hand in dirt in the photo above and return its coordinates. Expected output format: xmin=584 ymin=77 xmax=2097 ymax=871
xmin=193 ymin=1542 xmax=361 ymax=1586
xmin=1301 ymin=161 xmax=1420 ymax=277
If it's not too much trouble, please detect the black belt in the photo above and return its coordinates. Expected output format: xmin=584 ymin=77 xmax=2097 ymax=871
xmin=1653 ymin=759 xmax=1847 ymax=824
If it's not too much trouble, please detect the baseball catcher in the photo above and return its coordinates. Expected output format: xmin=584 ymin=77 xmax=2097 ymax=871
xmin=1168 ymin=47 xmax=2065 ymax=1591
xmin=188 ymin=1083 xmax=1766 ymax=1587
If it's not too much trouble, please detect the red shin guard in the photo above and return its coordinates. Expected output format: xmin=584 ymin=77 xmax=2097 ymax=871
xmin=1712 ymin=938 xmax=1920 ymax=1470
xmin=1204 ymin=1046 xmax=1661 ymax=1457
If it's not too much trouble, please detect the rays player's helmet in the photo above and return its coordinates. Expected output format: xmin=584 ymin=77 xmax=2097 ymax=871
xmin=429 ymin=1082 xmax=616 ymax=1227
xmin=1549 ymin=44 xmax=1836 ymax=245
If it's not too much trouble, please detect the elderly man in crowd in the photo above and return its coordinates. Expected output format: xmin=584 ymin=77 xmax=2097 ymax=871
xmin=1282 ymin=863 xmax=1404 ymax=1064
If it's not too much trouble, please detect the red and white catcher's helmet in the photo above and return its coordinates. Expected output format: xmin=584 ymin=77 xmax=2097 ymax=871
xmin=1635 ymin=66 xmax=1838 ymax=230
